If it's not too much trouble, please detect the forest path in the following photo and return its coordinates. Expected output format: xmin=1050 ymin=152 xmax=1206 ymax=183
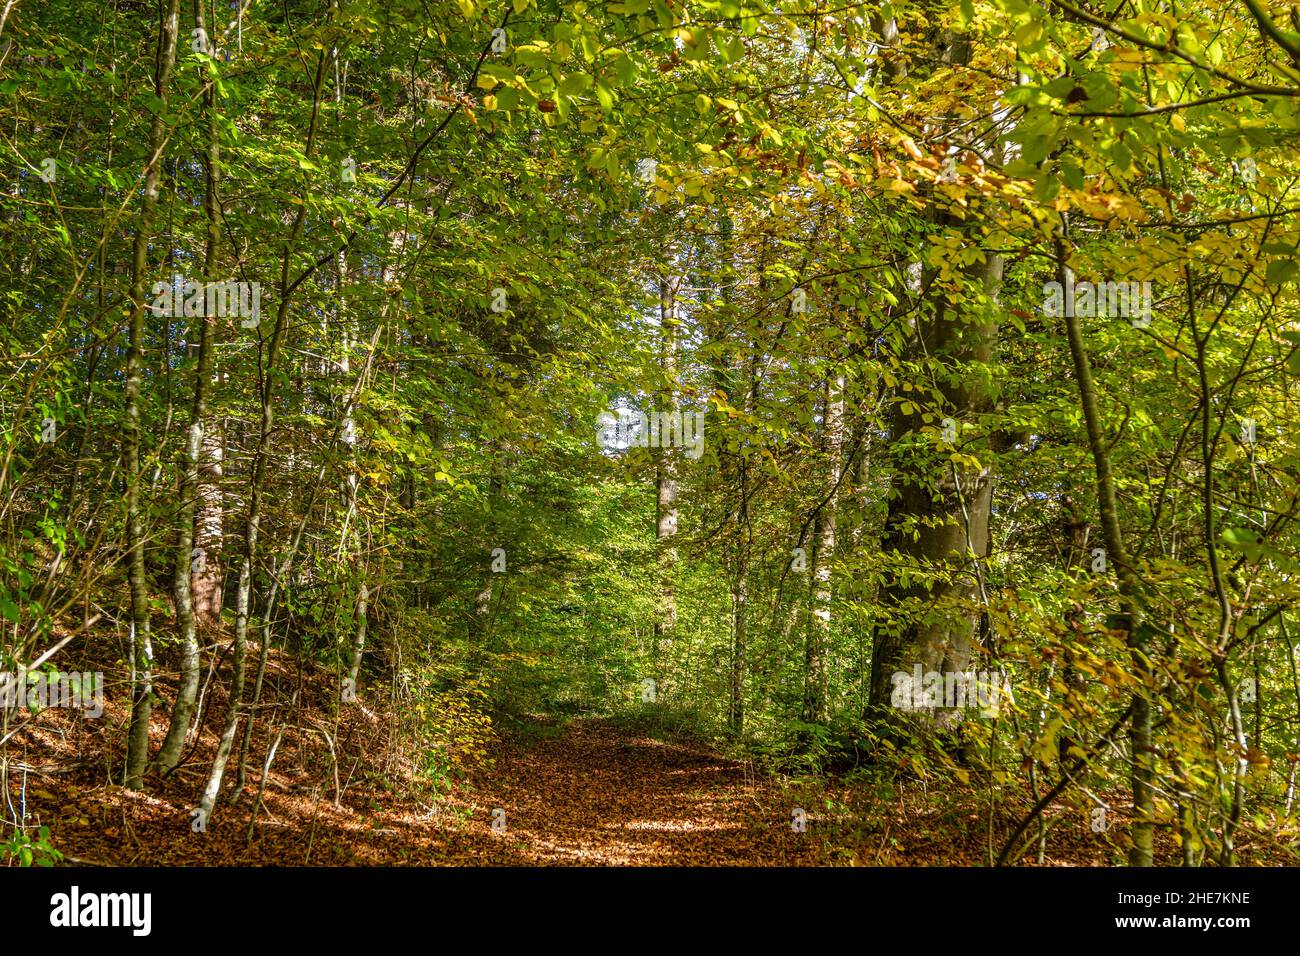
xmin=40 ymin=707 xmax=831 ymax=866
xmin=463 ymin=719 xmax=824 ymax=865
xmin=40 ymin=707 xmax=1119 ymax=866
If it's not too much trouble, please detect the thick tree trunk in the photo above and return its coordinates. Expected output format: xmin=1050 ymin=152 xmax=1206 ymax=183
xmin=868 ymin=251 xmax=1003 ymax=730
xmin=866 ymin=23 xmax=1000 ymax=735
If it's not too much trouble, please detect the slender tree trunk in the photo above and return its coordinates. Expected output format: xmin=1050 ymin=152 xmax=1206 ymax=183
xmin=469 ymin=445 xmax=505 ymax=646
xmin=347 ymin=581 xmax=369 ymax=689
xmin=1056 ymin=233 xmax=1153 ymax=867
xmin=730 ymin=453 xmax=750 ymax=733
xmin=123 ymin=0 xmax=181 ymax=790
xmin=330 ymin=0 xmax=369 ymax=704
xmin=728 ymin=346 xmax=760 ymax=734
xmin=157 ymin=0 xmax=221 ymax=773
xmin=192 ymin=422 xmax=224 ymax=630
xmin=652 ymin=274 xmax=679 ymax=672
xmin=197 ymin=48 xmax=329 ymax=824
xmin=803 ymin=373 xmax=844 ymax=724
xmin=340 ymin=250 xmax=370 ymax=693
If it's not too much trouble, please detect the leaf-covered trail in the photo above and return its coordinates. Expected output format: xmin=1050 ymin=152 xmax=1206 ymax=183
xmin=27 ymin=703 xmax=828 ymax=866
xmin=33 ymin=701 xmax=1207 ymax=866
xmin=463 ymin=720 xmax=824 ymax=865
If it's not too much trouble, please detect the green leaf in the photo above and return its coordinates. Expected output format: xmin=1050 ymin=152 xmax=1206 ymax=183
xmin=1266 ymin=258 xmax=1298 ymax=286
xmin=610 ymin=52 xmax=637 ymax=86
xmin=1221 ymin=527 xmax=1266 ymax=558
xmin=718 ymin=34 xmax=744 ymax=64
xmin=558 ymin=73 xmax=591 ymax=98
xmin=682 ymin=28 xmax=713 ymax=61
xmin=494 ymin=85 xmax=519 ymax=110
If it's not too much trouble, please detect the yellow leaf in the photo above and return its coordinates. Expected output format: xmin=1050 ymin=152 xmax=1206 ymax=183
xmin=1031 ymin=717 xmax=1063 ymax=767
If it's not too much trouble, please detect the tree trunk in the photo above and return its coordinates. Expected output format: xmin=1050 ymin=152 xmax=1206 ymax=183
xmin=123 ymin=0 xmax=181 ymax=790
xmin=803 ymin=373 xmax=844 ymax=724
xmin=868 ymin=251 xmax=1003 ymax=730
xmin=340 ymin=249 xmax=370 ymax=694
xmin=192 ymin=423 xmax=224 ymax=631
xmin=1056 ymin=234 xmax=1152 ymax=866
xmin=652 ymin=274 xmax=679 ymax=673
xmin=157 ymin=0 xmax=221 ymax=774
xmin=197 ymin=48 xmax=329 ymax=824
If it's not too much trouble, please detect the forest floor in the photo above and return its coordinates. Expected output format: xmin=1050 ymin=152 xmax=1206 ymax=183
xmin=18 ymin=705 xmax=826 ymax=865
xmin=9 ymin=706 xmax=1135 ymax=866
xmin=10 ymin=637 xmax=1290 ymax=866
